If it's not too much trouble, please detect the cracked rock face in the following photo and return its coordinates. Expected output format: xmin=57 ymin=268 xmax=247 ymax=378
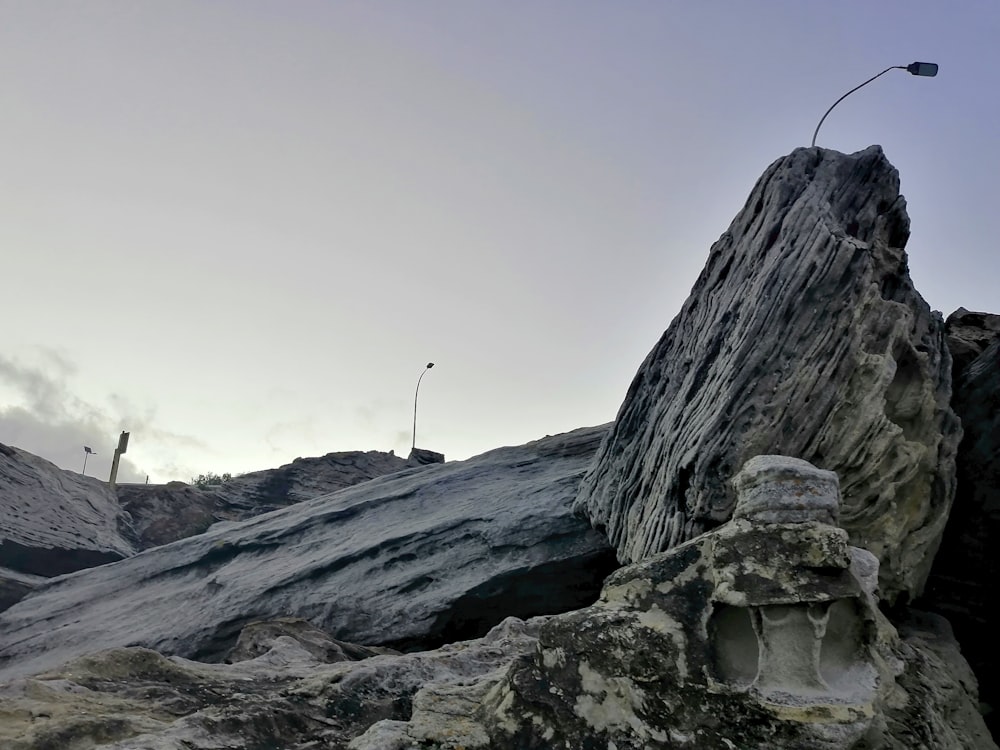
xmin=575 ymin=146 xmax=960 ymax=605
xmin=361 ymin=456 xmax=994 ymax=750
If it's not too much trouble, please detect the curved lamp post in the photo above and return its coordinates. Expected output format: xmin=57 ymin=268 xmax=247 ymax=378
xmin=412 ymin=362 xmax=435 ymax=452
xmin=811 ymin=62 xmax=938 ymax=147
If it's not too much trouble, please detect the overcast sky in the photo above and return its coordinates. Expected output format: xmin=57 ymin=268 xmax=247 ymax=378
xmin=2 ymin=1 xmax=997 ymax=483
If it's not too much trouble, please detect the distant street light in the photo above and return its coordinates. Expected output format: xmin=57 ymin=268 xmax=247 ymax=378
xmin=82 ymin=446 xmax=96 ymax=475
xmin=811 ymin=62 xmax=939 ymax=147
xmin=412 ymin=362 xmax=435 ymax=452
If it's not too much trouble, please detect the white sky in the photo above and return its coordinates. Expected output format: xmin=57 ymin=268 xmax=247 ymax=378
xmin=2 ymin=1 xmax=997 ymax=482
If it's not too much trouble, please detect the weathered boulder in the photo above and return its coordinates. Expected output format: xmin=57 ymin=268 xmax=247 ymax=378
xmin=922 ymin=322 xmax=1000 ymax=737
xmin=0 ymin=426 xmax=617 ymax=681
xmin=0 ymin=615 xmax=542 ymax=750
xmin=360 ymin=456 xmax=995 ymax=749
xmin=0 ymin=443 xmax=137 ymax=582
xmin=575 ymin=145 xmax=960 ymax=605
xmin=118 ymin=449 xmax=410 ymax=548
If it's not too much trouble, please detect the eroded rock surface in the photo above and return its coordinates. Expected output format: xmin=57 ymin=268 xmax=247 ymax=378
xmin=575 ymin=146 xmax=960 ymax=605
xmin=0 ymin=616 xmax=542 ymax=750
xmin=118 ymin=449 xmax=410 ymax=548
xmin=923 ymin=321 xmax=1000 ymax=737
xmin=0 ymin=443 xmax=137 ymax=586
xmin=0 ymin=426 xmax=617 ymax=680
xmin=362 ymin=456 xmax=994 ymax=749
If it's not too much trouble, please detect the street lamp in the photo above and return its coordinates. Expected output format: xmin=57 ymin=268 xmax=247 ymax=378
xmin=412 ymin=362 xmax=435 ymax=452
xmin=811 ymin=62 xmax=938 ymax=147
xmin=82 ymin=446 xmax=96 ymax=475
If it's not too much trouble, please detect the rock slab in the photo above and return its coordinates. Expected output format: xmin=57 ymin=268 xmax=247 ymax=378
xmin=575 ymin=145 xmax=960 ymax=605
xmin=0 ymin=443 xmax=137 ymax=582
xmin=118 ymin=449 xmax=410 ymax=548
xmin=0 ymin=426 xmax=617 ymax=681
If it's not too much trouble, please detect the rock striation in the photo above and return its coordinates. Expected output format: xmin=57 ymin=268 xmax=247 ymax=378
xmin=1 ymin=459 xmax=989 ymax=749
xmin=0 ymin=615 xmax=543 ymax=750
xmin=575 ymin=145 xmax=960 ymax=605
xmin=118 ymin=449 xmax=410 ymax=548
xmin=0 ymin=443 xmax=137 ymax=585
xmin=0 ymin=426 xmax=617 ymax=681
xmin=359 ymin=456 xmax=995 ymax=749
xmin=923 ymin=313 xmax=1000 ymax=737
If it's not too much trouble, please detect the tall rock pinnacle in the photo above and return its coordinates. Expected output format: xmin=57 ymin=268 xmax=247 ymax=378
xmin=575 ymin=146 xmax=960 ymax=605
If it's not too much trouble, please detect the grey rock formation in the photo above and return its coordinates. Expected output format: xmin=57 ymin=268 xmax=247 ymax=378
xmin=225 ymin=616 xmax=397 ymax=664
xmin=0 ymin=567 xmax=44 ymax=613
xmin=575 ymin=145 xmax=960 ymax=605
xmin=0 ymin=426 xmax=617 ymax=681
xmin=118 ymin=449 xmax=409 ymax=548
xmin=362 ymin=456 xmax=995 ymax=749
xmin=943 ymin=307 xmax=1000 ymax=376
xmin=0 ymin=443 xmax=137 ymax=582
xmin=0 ymin=615 xmax=542 ymax=750
xmin=923 ymin=321 xmax=1000 ymax=737
xmin=407 ymin=447 xmax=445 ymax=465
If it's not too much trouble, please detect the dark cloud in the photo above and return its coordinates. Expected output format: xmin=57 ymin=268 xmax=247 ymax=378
xmin=0 ymin=352 xmax=202 ymax=483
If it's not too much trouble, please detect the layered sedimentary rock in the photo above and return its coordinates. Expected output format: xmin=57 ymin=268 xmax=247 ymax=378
xmin=359 ymin=457 xmax=994 ymax=749
xmin=0 ymin=616 xmax=542 ymax=750
xmin=0 ymin=426 xmax=617 ymax=681
xmin=575 ymin=146 xmax=960 ymax=605
xmin=923 ymin=315 xmax=1000 ymax=737
xmin=1 ymin=456 xmax=988 ymax=749
xmin=118 ymin=449 xmax=410 ymax=548
xmin=0 ymin=443 xmax=137 ymax=583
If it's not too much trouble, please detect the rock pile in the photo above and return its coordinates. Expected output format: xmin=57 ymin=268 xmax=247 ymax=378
xmin=0 ymin=426 xmax=616 ymax=681
xmin=358 ymin=456 xmax=994 ymax=749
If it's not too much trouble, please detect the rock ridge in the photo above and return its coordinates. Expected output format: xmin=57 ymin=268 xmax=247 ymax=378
xmin=574 ymin=145 xmax=960 ymax=605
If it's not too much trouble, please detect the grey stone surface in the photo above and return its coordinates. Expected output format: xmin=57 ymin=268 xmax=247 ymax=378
xmin=361 ymin=456 xmax=995 ymax=749
xmin=0 ymin=442 xmax=137 ymax=578
xmin=943 ymin=307 xmax=1000 ymax=376
xmin=0 ymin=426 xmax=617 ymax=681
xmin=0 ymin=616 xmax=542 ymax=750
xmin=0 ymin=566 xmax=44 ymax=613
xmin=118 ymin=449 xmax=410 ymax=548
xmin=575 ymin=145 xmax=960 ymax=605
xmin=923 ymin=330 xmax=1000 ymax=737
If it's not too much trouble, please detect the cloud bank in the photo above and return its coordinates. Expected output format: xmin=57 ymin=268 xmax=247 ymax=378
xmin=0 ymin=350 xmax=200 ymax=483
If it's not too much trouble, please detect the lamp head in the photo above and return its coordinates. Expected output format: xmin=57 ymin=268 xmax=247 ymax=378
xmin=906 ymin=61 xmax=938 ymax=77
xmin=426 ymin=362 xmax=435 ymax=369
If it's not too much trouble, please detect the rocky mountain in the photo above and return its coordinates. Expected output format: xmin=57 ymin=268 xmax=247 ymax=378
xmin=0 ymin=425 xmax=617 ymax=681
xmin=118 ymin=449 xmax=410 ymax=548
xmin=574 ymin=145 xmax=959 ymax=607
